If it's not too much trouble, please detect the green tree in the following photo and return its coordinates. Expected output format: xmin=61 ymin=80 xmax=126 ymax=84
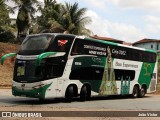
xmin=38 ymin=1 xmax=92 ymax=36
xmin=0 ymin=0 xmax=16 ymax=43
xmin=36 ymin=0 xmax=62 ymax=33
xmin=0 ymin=0 xmax=11 ymax=26
xmin=13 ymin=0 xmax=41 ymax=40
xmin=59 ymin=2 xmax=92 ymax=36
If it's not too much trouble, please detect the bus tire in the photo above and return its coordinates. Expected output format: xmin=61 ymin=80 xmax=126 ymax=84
xmin=131 ymin=85 xmax=139 ymax=98
xmin=65 ymin=86 xmax=73 ymax=102
xmin=80 ymin=86 xmax=87 ymax=102
xmin=139 ymin=86 xmax=146 ymax=98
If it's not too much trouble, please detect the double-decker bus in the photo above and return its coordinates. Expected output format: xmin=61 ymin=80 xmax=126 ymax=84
xmin=1 ymin=33 xmax=157 ymax=102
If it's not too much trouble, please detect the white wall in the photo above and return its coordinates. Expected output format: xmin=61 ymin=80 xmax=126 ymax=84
xmin=133 ymin=42 xmax=160 ymax=51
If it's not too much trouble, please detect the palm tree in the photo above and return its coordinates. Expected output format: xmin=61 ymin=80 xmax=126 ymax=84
xmin=0 ymin=0 xmax=13 ymax=26
xmin=38 ymin=1 xmax=92 ymax=36
xmin=0 ymin=0 xmax=17 ymax=43
xmin=58 ymin=2 xmax=92 ymax=36
xmin=12 ymin=0 xmax=41 ymax=40
xmin=37 ymin=0 xmax=62 ymax=33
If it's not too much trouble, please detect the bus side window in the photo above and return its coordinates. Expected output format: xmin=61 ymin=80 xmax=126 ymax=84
xmin=114 ymin=69 xmax=135 ymax=81
xmin=71 ymin=39 xmax=82 ymax=55
xmin=48 ymin=36 xmax=74 ymax=54
xmin=71 ymin=45 xmax=78 ymax=55
xmin=69 ymin=67 xmax=104 ymax=80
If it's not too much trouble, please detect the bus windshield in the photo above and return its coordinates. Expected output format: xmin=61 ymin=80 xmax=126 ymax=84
xmin=21 ymin=34 xmax=52 ymax=51
xmin=14 ymin=34 xmax=76 ymax=83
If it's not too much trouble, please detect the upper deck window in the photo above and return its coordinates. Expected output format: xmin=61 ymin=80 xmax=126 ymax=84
xmin=19 ymin=34 xmax=75 ymax=55
xmin=71 ymin=38 xmax=156 ymax=63
xmin=21 ymin=35 xmax=52 ymax=51
xmin=47 ymin=35 xmax=75 ymax=54
xmin=19 ymin=34 xmax=54 ymax=55
xmin=71 ymin=38 xmax=107 ymax=56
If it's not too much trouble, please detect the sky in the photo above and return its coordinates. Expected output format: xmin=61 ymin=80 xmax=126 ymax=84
xmin=9 ymin=0 xmax=160 ymax=43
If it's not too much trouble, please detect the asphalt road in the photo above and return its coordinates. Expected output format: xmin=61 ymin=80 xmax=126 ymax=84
xmin=1 ymin=89 xmax=160 ymax=120
xmin=0 ymin=89 xmax=160 ymax=111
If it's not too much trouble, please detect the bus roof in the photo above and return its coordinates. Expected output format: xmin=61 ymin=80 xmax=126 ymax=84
xmin=85 ymin=37 xmax=157 ymax=54
xmin=27 ymin=33 xmax=77 ymax=37
xmin=27 ymin=33 xmax=156 ymax=54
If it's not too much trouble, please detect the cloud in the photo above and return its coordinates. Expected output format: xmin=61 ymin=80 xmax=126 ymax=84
xmin=109 ymin=0 xmax=160 ymax=12
xmin=85 ymin=10 xmax=111 ymax=37
xmin=79 ymin=0 xmax=160 ymax=13
xmin=81 ymin=0 xmax=107 ymax=10
xmin=145 ymin=15 xmax=160 ymax=34
xmin=107 ymin=22 xmax=147 ymax=43
xmin=86 ymin=10 xmax=147 ymax=43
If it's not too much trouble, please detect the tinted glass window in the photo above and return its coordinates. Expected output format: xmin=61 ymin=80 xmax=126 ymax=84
xmin=71 ymin=38 xmax=106 ymax=57
xmin=114 ymin=69 xmax=135 ymax=81
xmin=69 ymin=67 xmax=104 ymax=80
xmin=14 ymin=60 xmax=40 ymax=83
xmin=14 ymin=57 xmax=66 ymax=83
xmin=48 ymin=35 xmax=75 ymax=55
xmin=71 ymin=38 xmax=156 ymax=63
xmin=21 ymin=35 xmax=52 ymax=51
xmin=19 ymin=34 xmax=54 ymax=55
xmin=69 ymin=68 xmax=135 ymax=81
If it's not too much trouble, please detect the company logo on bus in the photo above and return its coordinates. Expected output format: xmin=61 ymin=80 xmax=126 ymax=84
xmin=58 ymin=40 xmax=68 ymax=46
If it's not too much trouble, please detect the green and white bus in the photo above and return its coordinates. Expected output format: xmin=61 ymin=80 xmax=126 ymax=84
xmin=1 ymin=33 xmax=157 ymax=102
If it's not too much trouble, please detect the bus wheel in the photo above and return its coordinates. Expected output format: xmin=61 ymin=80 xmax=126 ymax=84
xmin=80 ymin=86 xmax=87 ymax=102
xmin=131 ymin=85 xmax=139 ymax=98
xmin=65 ymin=86 xmax=73 ymax=102
xmin=139 ymin=86 xmax=146 ymax=98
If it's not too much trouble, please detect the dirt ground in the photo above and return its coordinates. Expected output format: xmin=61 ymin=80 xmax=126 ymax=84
xmin=0 ymin=42 xmax=19 ymax=88
xmin=0 ymin=64 xmax=14 ymax=87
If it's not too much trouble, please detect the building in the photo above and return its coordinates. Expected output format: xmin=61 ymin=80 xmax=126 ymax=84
xmin=90 ymin=35 xmax=131 ymax=45
xmin=132 ymin=39 xmax=160 ymax=51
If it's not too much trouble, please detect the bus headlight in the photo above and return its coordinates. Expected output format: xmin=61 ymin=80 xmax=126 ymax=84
xmin=32 ymin=84 xmax=45 ymax=89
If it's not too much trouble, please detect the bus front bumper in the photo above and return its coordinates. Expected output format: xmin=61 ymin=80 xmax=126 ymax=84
xmin=12 ymin=83 xmax=51 ymax=99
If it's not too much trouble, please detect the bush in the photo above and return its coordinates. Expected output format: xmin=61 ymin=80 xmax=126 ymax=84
xmin=0 ymin=27 xmax=16 ymax=43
